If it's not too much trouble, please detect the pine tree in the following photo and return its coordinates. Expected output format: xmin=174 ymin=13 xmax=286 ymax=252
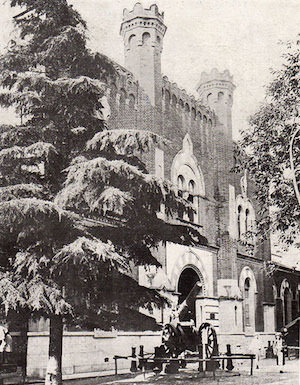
xmin=0 ymin=1 xmax=205 ymax=384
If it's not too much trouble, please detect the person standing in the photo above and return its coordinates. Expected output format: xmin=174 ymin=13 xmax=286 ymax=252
xmin=273 ymin=333 xmax=284 ymax=372
xmin=0 ymin=325 xmax=12 ymax=364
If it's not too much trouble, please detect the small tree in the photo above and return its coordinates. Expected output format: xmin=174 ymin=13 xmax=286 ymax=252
xmin=0 ymin=1 xmax=204 ymax=384
xmin=238 ymin=37 xmax=300 ymax=247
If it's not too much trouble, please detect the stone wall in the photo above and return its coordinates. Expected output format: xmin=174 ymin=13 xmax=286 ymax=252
xmin=26 ymin=330 xmax=161 ymax=379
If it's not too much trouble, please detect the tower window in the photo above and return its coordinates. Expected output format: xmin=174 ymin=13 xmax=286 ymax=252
xmin=185 ymin=103 xmax=190 ymax=113
xmin=128 ymin=34 xmax=136 ymax=48
xmin=207 ymin=93 xmax=213 ymax=104
xmin=203 ymin=115 xmax=207 ymax=128
xmin=142 ymin=32 xmax=151 ymax=45
xmin=218 ymin=91 xmax=224 ymax=101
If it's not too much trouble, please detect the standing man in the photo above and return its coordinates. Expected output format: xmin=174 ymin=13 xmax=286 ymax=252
xmin=273 ymin=333 xmax=284 ymax=372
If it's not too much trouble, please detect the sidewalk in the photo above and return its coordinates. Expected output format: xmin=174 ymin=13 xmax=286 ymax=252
xmin=23 ymin=358 xmax=299 ymax=385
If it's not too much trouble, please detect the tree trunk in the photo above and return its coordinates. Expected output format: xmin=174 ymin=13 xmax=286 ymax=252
xmin=45 ymin=315 xmax=63 ymax=385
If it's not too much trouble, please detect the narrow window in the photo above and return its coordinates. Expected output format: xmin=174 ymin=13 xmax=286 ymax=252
xmin=245 ymin=208 xmax=249 ymax=233
xmin=188 ymin=180 xmax=195 ymax=222
xmin=244 ymin=278 xmax=250 ymax=326
xmin=177 ymin=175 xmax=185 ymax=219
xmin=237 ymin=205 xmax=242 ymax=239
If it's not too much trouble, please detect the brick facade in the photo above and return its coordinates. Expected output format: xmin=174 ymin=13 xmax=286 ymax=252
xmin=101 ymin=2 xmax=279 ymax=347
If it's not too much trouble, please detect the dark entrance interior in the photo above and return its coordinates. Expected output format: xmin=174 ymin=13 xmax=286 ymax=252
xmin=178 ymin=268 xmax=200 ymax=322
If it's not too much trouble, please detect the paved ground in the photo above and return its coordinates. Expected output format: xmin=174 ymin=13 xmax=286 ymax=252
xmin=61 ymin=358 xmax=299 ymax=385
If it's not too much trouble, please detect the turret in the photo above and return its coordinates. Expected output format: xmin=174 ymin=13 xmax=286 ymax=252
xmin=197 ymin=69 xmax=235 ymax=137
xmin=120 ymin=3 xmax=167 ymax=106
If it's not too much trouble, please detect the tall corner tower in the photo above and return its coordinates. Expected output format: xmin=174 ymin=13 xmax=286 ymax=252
xmin=197 ymin=69 xmax=235 ymax=137
xmin=120 ymin=3 xmax=167 ymax=106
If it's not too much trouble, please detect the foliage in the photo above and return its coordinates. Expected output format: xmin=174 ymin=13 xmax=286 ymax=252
xmin=238 ymin=37 xmax=300 ymax=246
xmin=0 ymin=0 xmax=202 ymax=332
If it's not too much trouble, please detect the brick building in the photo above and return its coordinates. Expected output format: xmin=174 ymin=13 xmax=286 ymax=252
xmin=104 ymin=2 xmax=279 ymax=350
xmin=23 ymin=2 xmax=299 ymax=378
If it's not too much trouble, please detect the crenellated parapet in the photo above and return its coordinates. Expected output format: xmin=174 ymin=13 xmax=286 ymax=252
xmin=162 ymin=75 xmax=215 ymax=127
xmin=122 ymin=3 xmax=165 ymax=25
xmin=197 ymin=68 xmax=235 ymax=107
xmin=196 ymin=68 xmax=235 ymax=134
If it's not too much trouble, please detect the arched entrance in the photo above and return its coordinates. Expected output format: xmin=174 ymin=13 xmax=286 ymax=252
xmin=177 ymin=267 xmax=202 ymax=322
xmin=283 ymin=287 xmax=292 ymax=326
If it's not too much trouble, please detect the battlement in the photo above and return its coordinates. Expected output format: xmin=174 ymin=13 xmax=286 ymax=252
xmin=198 ymin=68 xmax=234 ymax=86
xmin=162 ymin=75 xmax=214 ymax=121
xmin=122 ymin=3 xmax=164 ymax=23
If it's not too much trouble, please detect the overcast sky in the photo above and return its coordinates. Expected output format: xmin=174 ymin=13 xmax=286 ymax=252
xmin=0 ymin=0 xmax=299 ymax=264
xmin=71 ymin=0 xmax=300 ymax=140
xmin=1 ymin=0 xmax=299 ymax=137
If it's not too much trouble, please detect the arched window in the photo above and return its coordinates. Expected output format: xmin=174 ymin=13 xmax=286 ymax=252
xmin=234 ymin=305 xmax=238 ymax=326
xmin=207 ymin=93 xmax=213 ymax=104
xmin=165 ymin=90 xmax=171 ymax=109
xmin=128 ymin=94 xmax=135 ymax=109
xmin=185 ymin=103 xmax=190 ymax=114
xmin=203 ymin=115 xmax=207 ymax=128
xmin=188 ymin=180 xmax=196 ymax=222
xmin=172 ymin=134 xmax=205 ymax=225
xmin=128 ymin=34 xmax=136 ymax=48
xmin=142 ymin=32 xmax=151 ymax=45
xmin=245 ymin=208 xmax=249 ymax=233
xmin=236 ymin=195 xmax=256 ymax=245
xmin=244 ymin=278 xmax=251 ymax=327
xmin=240 ymin=267 xmax=257 ymax=332
xmin=281 ymin=280 xmax=293 ymax=326
xmin=177 ymin=175 xmax=185 ymax=219
xmin=179 ymin=99 xmax=184 ymax=109
xmin=218 ymin=91 xmax=224 ymax=101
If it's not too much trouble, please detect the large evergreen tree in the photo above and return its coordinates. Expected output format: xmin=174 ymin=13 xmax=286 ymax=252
xmin=0 ymin=1 xmax=204 ymax=384
xmin=238 ymin=37 xmax=300 ymax=247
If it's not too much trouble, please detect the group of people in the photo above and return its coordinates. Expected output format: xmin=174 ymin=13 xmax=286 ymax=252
xmin=249 ymin=333 xmax=285 ymax=372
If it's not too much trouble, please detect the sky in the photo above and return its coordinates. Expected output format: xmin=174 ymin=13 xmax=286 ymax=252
xmin=0 ymin=0 xmax=299 ymax=265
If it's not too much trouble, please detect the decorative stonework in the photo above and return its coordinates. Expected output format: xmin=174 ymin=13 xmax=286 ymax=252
xmin=171 ymin=249 xmax=208 ymax=295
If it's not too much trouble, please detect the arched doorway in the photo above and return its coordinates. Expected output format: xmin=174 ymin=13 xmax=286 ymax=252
xmin=177 ymin=267 xmax=201 ymax=322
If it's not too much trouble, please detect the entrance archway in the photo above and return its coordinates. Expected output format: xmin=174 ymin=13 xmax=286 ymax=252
xmin=178 ymin=267 xmax=201 ymax=322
